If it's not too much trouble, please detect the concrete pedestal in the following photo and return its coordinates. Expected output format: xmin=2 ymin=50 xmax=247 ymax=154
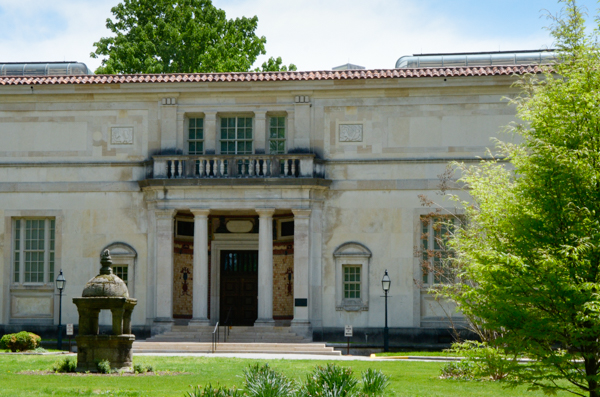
xmin=75 ymin=335 xmax=135 ymax=372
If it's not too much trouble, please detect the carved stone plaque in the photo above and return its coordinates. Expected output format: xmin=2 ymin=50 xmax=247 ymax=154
xmin=339 ymin=124 xmax=363 ymax=142
xmin=111 ymin=127 xmax=134 ymax=144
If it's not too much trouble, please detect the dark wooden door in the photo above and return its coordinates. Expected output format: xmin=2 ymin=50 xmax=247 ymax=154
xmin=220 ymin=250 xmax=258 ymax=326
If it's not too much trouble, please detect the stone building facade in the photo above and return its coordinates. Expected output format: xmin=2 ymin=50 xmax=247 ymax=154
xmin=0 ymin=64 xmax=541 ymax=342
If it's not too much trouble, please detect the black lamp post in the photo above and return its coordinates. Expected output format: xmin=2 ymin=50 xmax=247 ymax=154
xmin=382 ymin=269 xmax=391 ymax=352
xmin=56 ymin=270 xmax=66 ymax=350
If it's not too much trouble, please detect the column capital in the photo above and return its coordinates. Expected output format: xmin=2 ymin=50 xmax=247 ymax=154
xmin=292 ymin=208 xmax=312 ymax=218
xmin=256 ymin=208 xmax=276 ymax=217
xmin=253 ymin=110 xmax=267 ymax=119
xmin=190 ymin=208 xmax=210 ymax=218
xmin=203 ymin=111 xmax=217 ymax=118
xmin=155 ymin=208 xmax=176 ymax=220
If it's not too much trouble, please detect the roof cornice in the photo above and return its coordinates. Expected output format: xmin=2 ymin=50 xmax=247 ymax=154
xmin=0 ymin=65 xmax=546 ymax=86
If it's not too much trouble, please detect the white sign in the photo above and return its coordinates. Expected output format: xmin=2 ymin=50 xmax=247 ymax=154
xmin=66 ymin=324 xmax=74 ymax=336
xmin=344 ymin=325 xmax=353 ymax=337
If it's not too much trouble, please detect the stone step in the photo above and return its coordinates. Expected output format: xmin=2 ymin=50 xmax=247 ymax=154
xmin=132 ymin=341 xmax=340 ymax=355
xmin=145 ymin=325 xmax=311 ymax=344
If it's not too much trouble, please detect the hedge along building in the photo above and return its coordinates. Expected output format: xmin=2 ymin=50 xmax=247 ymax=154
xmin=0 ymin=53 xmax=546 ymax=343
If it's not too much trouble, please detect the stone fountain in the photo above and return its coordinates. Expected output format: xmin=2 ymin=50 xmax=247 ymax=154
xmin=73 ymin=249 xmax=137 ymax=372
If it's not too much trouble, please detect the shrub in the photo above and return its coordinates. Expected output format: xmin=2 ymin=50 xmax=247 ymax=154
xmin=441 ymin=340 xmax=519 ymax=381
xmin=97 ymin=359 xmax=112 ymax=374
xmin=186 ymin=384 xmax=242 ymax=397
xmin=360 ymin=368 xmax=389 ymax=396
xmin=0 ymin=331 xmax=41 ymax=352
xmin=134 ymin=363 xmax=154 ymax=374
xmin=52 ymin=357 xmax=77 ymax=373
xmin=299 ymin=363 xmax=359 ymax=397
xmin=243 ymin=363 xmax=296 ymax=397
xmin=440 ymin=360 xmax=476 ymax=380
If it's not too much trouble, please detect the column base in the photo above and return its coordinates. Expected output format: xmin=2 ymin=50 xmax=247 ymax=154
xmin=188 ymin=318 xmax=210 ymax=326
xmin=291 ymin=320 xmax=312 ymax=340
xmin=151 ymin=318 xmax=174 ymax=337
xmin=254 ymin=318 xmax=275 ymax=327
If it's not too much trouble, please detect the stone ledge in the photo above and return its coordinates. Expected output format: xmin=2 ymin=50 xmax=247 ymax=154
xmin=139 ymin=178 xmax=332 ymax=188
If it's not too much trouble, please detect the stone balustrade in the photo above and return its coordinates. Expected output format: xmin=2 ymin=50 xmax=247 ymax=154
xmin=152 ymin=154 xmax=318 ymax=179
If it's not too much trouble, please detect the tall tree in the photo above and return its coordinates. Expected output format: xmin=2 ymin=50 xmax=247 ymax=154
xmin=90 ymin=0 xmax=295 ymax=74
xmin=447 ymin=1 xmax=600 ymax=396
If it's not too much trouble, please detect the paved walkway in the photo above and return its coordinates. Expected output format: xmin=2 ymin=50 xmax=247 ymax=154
xmin=135 ymin=352 xmax=382 ymax=360
xmin=133 ymin=352 xmax=458 ymax=362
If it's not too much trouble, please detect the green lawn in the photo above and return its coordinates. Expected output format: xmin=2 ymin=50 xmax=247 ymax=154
xmin=0 ymin=354 xmax=571 ymax=397
xmin=374 ymin=351 xmax=463 ymax=357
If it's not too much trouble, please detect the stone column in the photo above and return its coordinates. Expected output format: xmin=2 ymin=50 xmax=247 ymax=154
xmin=291 ymin=209 xmax=311 ymax=335
xmin=255 ymin=208 xmax=275 ymax=326
xmin=189 ymin=209 xmax=210 ymax=325
xmin=154 ymin=209 xmax=175 ymax=327
xmin=204 ymin=111 xmax=217 ymax=154
xmin=111 ymin=308 xmax=124 ymax=335
xmin=254 ymin=110 xmax=267 ymax=154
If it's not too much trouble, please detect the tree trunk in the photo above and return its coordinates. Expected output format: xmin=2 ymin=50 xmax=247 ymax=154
xmin=585 ymin=357 xmax=599 ymax=397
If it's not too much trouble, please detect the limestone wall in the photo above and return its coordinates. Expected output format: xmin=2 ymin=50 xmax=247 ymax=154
xmin=0 ymin=191 xmax=148 ymax=326
xmin=0 ymin=75 xmax=519 ymax=332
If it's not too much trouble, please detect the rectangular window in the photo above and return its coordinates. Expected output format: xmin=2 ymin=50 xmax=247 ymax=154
xmin=343 ymin=265 xmax=361 ymax=299
xmin=269 ymin=116 xmax=286 ymax=154
xmin=13 ymin=218 xmax=55 ymax=284
xmin=420 ymin=216 xmax=457 ymax=285
xmin=188 ymin=118 xmax=204 ymax=154
xmin=220 ymin=117 xmax=253 ymax=154
xmin=113 ymin=265 xmax=128 ymax=286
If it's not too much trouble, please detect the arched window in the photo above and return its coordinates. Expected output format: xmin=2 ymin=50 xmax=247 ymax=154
xmin=100 ymin=242 xmax=137 ymax=297
xmin=334 ymin=242 xmax=372 ymax=311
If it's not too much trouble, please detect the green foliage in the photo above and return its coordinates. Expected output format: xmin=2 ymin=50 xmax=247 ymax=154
xmin=186 ymin=384 xmax=241 ymax=397
xmin=299 ymin=363 xmax=359 ymax=397
xmin=360 ymin=368 xmax=389 ymax=395
xmin=91 ymin=0 xmax=293 ymax=74
xmin=134 ymin=362 xmax=154 ymax=373
xmin=440 ymin=360 xmax=476 ymax=381
xmin=253 ymin=56 xmax=297 ymax=72
xmin=440 ymin=341 xmax=518 ymax=381
xmin=52 ymin=357 xmax=77 ymax=373
xmin=243 ymin=363 xmax=296 ymax=397
xmin=97 ymin=359 xmax=112 ymax=374
xmin=0 ymin=331 xmax=41 ymax=352
xmin=443 ymin=1 xmax=600 ymax=395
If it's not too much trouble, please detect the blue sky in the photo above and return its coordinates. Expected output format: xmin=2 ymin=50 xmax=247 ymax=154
xmin=0 ymin=0 xmax=598 ymax=72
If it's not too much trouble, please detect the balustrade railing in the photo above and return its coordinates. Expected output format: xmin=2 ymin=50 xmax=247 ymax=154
xmin=152 ymin=154 xmax=317 ymax=179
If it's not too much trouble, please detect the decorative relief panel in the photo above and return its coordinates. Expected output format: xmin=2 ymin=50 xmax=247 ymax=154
xmin=339 ymin=124 xmax=363 ymax=142
xmin=111 ymin=127 xmax=134 ymax=144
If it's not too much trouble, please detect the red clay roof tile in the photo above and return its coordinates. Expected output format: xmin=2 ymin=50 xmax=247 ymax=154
xmin=0 ymin=65 xmax=544 ymax=86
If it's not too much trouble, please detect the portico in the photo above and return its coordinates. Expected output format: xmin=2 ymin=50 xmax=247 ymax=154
xmin=140 ymin=175 xmax=329 ymax=336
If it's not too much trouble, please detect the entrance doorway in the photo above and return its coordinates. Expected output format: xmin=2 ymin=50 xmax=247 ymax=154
xmin=219 ymin=250 xmax=258 ymax=326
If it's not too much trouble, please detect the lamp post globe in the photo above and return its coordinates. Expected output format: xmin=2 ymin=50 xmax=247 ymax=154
xmin=56 ymin=270 xmax=66 ymax=350
xmin=382 ymin=269 xmax=390 ymax=352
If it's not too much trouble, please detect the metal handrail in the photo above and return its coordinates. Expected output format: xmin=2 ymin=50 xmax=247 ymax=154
xmin=222 ymin=306 xmax=233 ymax=342
xmin=211 ymin=322 xmax=219 ymax=353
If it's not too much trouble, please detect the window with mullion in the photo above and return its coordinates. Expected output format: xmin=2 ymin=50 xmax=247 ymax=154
xmin=343 ymin=265 xmax=361 ymax=299
xmin=14 ymin=218 xmax=55 ymax=284
xmin=420 ymin=216 xmax=456 ymax=285
xmin=188 ymin=118 xmax=204 ymax=154
xmin=220 ymin=117 xmax=253 ymax=155
xmin=113 ymin=265 xmax=129 ymax=286
xmin=269 ymin=116 xmax=286 ymax=154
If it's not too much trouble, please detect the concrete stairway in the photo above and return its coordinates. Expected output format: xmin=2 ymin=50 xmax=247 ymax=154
xmin=133 ymin=341 xmax=341 ymax=355
xmin=144 ymin=325 xmax=310 ymax=343
xmin=134 ymin=325 xmax=340 ymax=355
